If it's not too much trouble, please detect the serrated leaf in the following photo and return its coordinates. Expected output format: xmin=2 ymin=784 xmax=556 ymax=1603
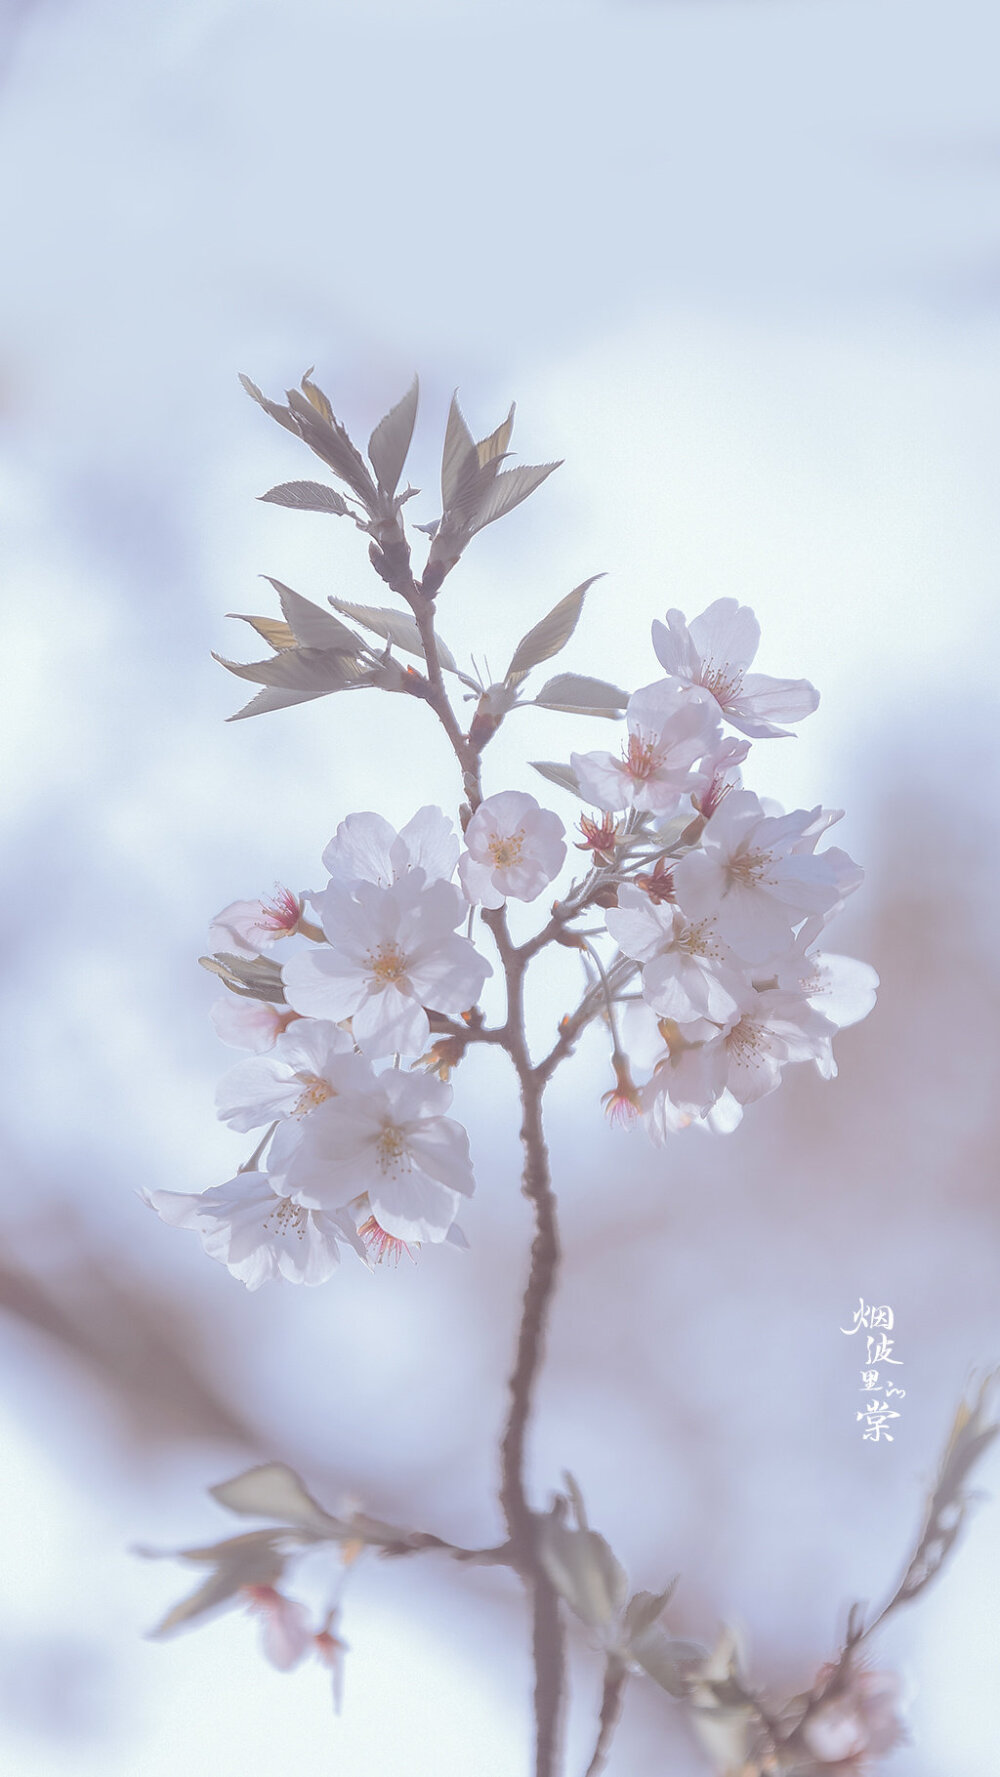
xmin=211 ymin=1463 xmax=345 ymax=1535
xmin=327 ymin=597 xmax=459 ymax=673
xmin=239 ymin=372 xmax=299 ymax=435
xmin=534 ymin=672 xmax=629 ymax=716
xmin=286 ymin=387 xmax=378 ymax=507
xmin=149 ymin=1537 xmax=288 ymax=1638
xmin=506 ymin=576 xmax=605 ymax=685
xmin=477 ymin=403 xmax=515 ymax=466
xmin=213 ymin=646 xmax=358 ymax=692
xmin=259 ymin=480 xmax=352 ymax=515
xmin=630 ymin=1629 xmax=707 ymax=1697
xmin=536 ymin=1521 xmax=628 ymax=1628
xmin=262 ymin=579 xmax=361 ymax=651
xmin=441 ymin=393 xmax=480 ymax=512
xmin=529 ymin=760 xmax=582 ymax=795
xmin=471 ymin=460 xmax=561 ymax=534
xmin=368 ymin=377 xmax=419 ymax=498
xmin=300 ymin=367 xmax=333 ymax=421
xmin=199 ymin=953 xmax=286 ymax=1003
xmin=228 ymin=614 xmax=297 ymax=651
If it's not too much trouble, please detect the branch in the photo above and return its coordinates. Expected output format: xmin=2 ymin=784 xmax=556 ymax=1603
xmin=583 ymin=1659 xmax=628 ymax=1777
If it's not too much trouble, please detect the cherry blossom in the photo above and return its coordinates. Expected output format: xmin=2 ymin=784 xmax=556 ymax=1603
xmin=800 ymin=1667 xmax=907 ymax=1768
xmin=243 ymin=1585 xmax=313 ymax=1671
xmin=210 ymin=994 xmax=298 ymax=1052
xmin=572 ymin=679 xmax=720 ymax=816
xmin=605 ymin=884 xmax=746 ymax=1025
xmin=320 ymin=806 xmax=458 ymax=889
xmin=315 ymin=1607 xmax=348 ymax=1712
xmin=278 ymin=1068 xmax=474 ymax=1245
xmin=458 ymin=790 xmax=566 ymax=909
xmin=651 ymin=598 xmax=819 ymax=739
xmin=282 ymin=872 xmax=491 ymax=1058
xmin=215 ymin=1019 xmax=368 ymax=1133
xmin=672 ymin=790 xmax=860 ymax=965
xmin=208 ymin=887 xmax=305 ymax=955
xmin=144 ymin=1170 xmax=363 ymax=1288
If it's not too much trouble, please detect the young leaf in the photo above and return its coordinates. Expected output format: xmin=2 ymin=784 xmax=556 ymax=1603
xmin=300 ymin=367 xmax=334 ymax=422
xmin=239 ymin=373 xmax=300 ymax=436
xmin=199 ymin=953 xmax=286 ymax=1003
xmin=470 ymin=460 xmax=562 ymax=534
xmin=506 ymin=575 xmax=605 ymax=685
xmin=285 ymin=386 xmax=378 ymax=508
xmin=228 ymin=614 xmax=297 ymax=651
xmin=328 ymin=597 xmax=459 ymax=673
xmin=368 ymin=377 xmax=419 ymax=498
xmin=537 ymin=1520 xmax=628 ymax=1629
xmin=623 ymin=1581 xmax=679 ymax=1640
xmin=211 ymin=1463 xmax=345 ymax=1536
xmin=533 ymin=672 xmax=629 ymax=716
xmin=148 ymin=1533 xmax=288 ymax=1638
xmin=529 ymin=760 xmax=582 ymax=795
xmin=213 ymin=646 xmax=360 ymax=692
xmin=259 ymin=481 xmax=352 ymax=515
xmin=440 ymin=392 xmax=480 ymax=512
xmin=629 ymin=1630 xmax=707 ymax=1698
xmin=477 ymin=402 xmax=515 ymax=466
xmin=263 ymin=579 xmax=361 ymax=651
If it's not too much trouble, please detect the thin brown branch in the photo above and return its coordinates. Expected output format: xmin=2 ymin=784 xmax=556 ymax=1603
xmin=583 ymin=1659 xmax=628 ymax=1777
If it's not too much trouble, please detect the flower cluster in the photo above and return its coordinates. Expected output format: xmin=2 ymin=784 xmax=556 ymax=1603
xmin=150 ymin=597 xmax=874 ymax=1287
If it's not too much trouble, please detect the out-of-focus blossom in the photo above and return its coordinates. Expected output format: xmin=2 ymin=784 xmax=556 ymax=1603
xmin=144 ymin=1171 xmax=362 ymax=1288
xmin=606 ymin=883 xmax=746 ymax=1024
xmin=277 ymin=1067 xmax=475 ymax=1245
xmin=315 ymin=1607 xmax=349 ymax=1712
xmin=282 ymin=872 xmax=491 ymax=1057
xmin=320 ymin=806 xmax=458 ymax=889
xmin=571 ymin=680 xmax=720 ymax=815
xmin=458 ymin=790 xmax=566 ymax=908
xmin=673 ymin=790 xmax=860 ymax=965
xmin=652 ymin=598 xmax=819 ymax=738
xmin=210 ymin=994 xmax=299 ymax=1052
xmin=800 ymin=1666 xmax=908 ymax=1769
xmin=209 ymin=887 xmax=306 ymax=955
xmin=243 ymin=1584 xmax=313 ymax=1671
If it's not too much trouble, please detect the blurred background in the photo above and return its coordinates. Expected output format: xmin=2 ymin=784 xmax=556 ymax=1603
xmin=1 ymin=0 xmax=999 ymax=1771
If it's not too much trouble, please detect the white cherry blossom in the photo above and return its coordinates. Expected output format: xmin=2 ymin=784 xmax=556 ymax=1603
xmin=145 ymin=1171 xmax=363 ymax=1288
xmin=320 ymin=806 xmax=458 ymax=889
xmin=278 ymin=1068 xmax=474 ymax=1245
xmin=673 ymin=790 xmax=860 ymax=965
xmin=571 ymin=679 xmax=720 ymax=815
xmin=283 ymin=872 xmax=491 ymax=1058
xmin=215 ymin=1019 xmax=367 ymax=1133
xmin=651 ymin=598 xmax=819 ymax=739
xmin=699 ymin=987 xmax=836 ymax=1107
xmin=605 ymin=883 xmax=747 ymax=1025
xmin=458 ymin=791 xmax=566 ymax=909
xmin=774 ymin=934 xmax=879 ymax=1077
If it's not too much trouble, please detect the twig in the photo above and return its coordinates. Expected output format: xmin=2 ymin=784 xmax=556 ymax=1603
xmin=583 ymin=1659 xmax=628 ymax=1777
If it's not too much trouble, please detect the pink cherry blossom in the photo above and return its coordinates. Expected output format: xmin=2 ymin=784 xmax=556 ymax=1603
xmin=458 ymin=791 xmax=566 ymax=909
xmin=208 ymin=887 xmax=305 ymax=956
xmin=605 ymin=883 xmax=746 ymax=1025
xmin=571 ymin=679 xmax=720 ymax=815
xmin=651 ymin=598 xmax=819 ymax=738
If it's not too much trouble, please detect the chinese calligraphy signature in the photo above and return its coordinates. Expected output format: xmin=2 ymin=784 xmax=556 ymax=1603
xmin=841 ymin=1298 xmax=906 ymax=1442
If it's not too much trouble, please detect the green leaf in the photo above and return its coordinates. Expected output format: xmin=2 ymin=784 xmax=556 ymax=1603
xmin=624 ymin=1581 xmax=679 ymax=1640
xmin=536 ymin=1520 xmax=628 ymax=1628
xmin=239 ymin=372 xmax=300 ymax=436
xmin=262 ymin=579 xmax=361 ymax=651
xmin=529 ymin=760 xmax=581 ymax=796
xmin=440 ymin=392 xmax=480 ymax=512
xmin=199 ymin=953 xmax=286 ymax=1003
xmin=470 ymin=459 xmax=561 ymax=534
xmin=227 ymin=613 xmax=297 ymax=651
xmin=368 ymin=377 xmax=419 ymax=498
xmin=477 ymin=403 xmax=515 ymax=466
xmin=533 ymin=672 xmax=629 ymax=716
xmin=211 ymin=1463 xmax=346 ymax=1536
xmin=285 ymin=385 xmax=378 ymax=508
xmin=213 ymin=646 xmax=359 ymax=692
xmin=506 ymin=576 xmax=605 ymax=685
xmin=259 ymin=480 xmax=352 ymax=515
xmin=629 ymin=1629 xmax=707 ymax=1697
xmin=327 ymin=597 xmax=459 ymax=673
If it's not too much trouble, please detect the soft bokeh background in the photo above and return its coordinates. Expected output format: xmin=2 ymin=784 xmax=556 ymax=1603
xmin=2 ymin=0 xmax=999 ymax=1771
